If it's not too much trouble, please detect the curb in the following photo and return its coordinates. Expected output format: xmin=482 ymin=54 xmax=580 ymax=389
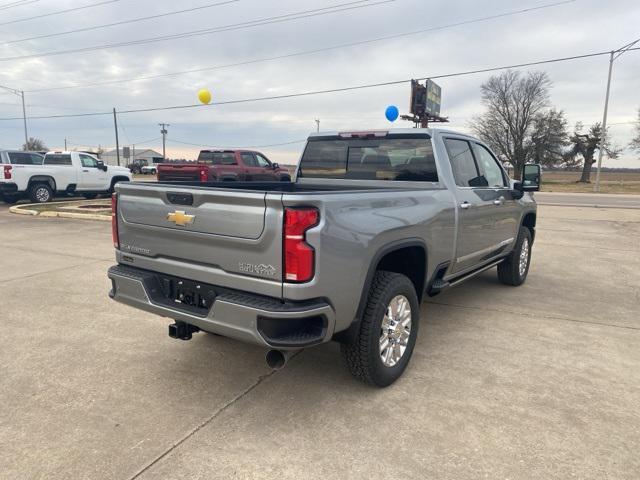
xmin=9 ymin=201 xmax=111 ymax=222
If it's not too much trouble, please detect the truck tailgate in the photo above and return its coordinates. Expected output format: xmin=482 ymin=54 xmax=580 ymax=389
xmin=157 ymin=163 xmax=203 ymax=182
xmin=114 ymin=183 xmax=284 ymax=297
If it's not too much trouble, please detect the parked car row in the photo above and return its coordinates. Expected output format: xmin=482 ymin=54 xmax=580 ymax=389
xmin=156 ymin=149 xmax=291 ymax=183
xmin=0 ymin=150 xmax=132 ymax=203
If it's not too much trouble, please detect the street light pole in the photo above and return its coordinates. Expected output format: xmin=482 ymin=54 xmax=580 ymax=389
xmin=593 ymin=51 xmax=613 ymax=193
xmin=159 ymin=123 xmax=169 ymax=160
xmin=594 ymin=37 xmax=640 ymax=192
xmin=0 ymin=83 xmax=28 ymax=148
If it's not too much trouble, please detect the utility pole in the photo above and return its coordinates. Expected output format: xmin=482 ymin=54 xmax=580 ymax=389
xmin=159 ymin=123 xmax=169 ymax=160
xmin=594 ymin=37 xmax=640 ymax=192
xmin=0 ymin=84 xmax=28 ymax=148
xmin=113 ymin=108 xmax=121 ymax=166
xmin=315 ymin=118 xmax=320 ymax=132
xmin=64 ymin=138 xmax=67 ymax=150
xmin=132 ymin=144 xmax=135 ymax=163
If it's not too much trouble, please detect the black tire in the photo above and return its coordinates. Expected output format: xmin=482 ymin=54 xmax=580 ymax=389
xmin=340 ymin=271 xmax=420 ymax=387
xmin=82 ymin=193 xmax=98 ymax=200
xmin=279 ymin=175 xmax=291 ymax=182
xmin=29 ymin=183 xmax=53 ymax=203
xmin=1 ymin=194 xmax=20 ymax=204
xmin=497 ymin=226 xmax=532 ymax=286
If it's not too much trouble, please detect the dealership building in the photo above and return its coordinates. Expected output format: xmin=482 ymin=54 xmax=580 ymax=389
xmin=101 ymin=148 xmax=163 ymax=166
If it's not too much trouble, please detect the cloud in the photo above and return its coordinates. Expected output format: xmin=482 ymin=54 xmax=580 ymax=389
xmin=0 ymin=0 xmax=639 ymax=166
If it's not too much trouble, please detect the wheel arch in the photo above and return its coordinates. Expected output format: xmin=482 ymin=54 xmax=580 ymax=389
xmin=333 ymin=238 xmax=428 ymax=344
xmin=28 ymin=175 xmax=56 ymax=192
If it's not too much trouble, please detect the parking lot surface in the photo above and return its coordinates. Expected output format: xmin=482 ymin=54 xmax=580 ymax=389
xmin=1 ymin=202 xmax=639 ymax=479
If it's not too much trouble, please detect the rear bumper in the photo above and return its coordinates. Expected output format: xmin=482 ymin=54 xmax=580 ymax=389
xmin=107 ymin=264 xmax=335 ymax=349
xmin=0 ymin=182 xmax=19 ymax=194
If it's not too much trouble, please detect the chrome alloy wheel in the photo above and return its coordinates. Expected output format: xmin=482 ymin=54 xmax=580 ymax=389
xmin=379 ymin=295 xmax=412 ymax=367
xmin=35 ymin=186 xmax=50 ymax=202
xmin=519 ymin=237 xmax=530 ymax=277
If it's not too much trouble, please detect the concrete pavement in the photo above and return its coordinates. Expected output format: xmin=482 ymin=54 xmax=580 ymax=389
xmin=0 ymin=204 xmax=639 ymax=479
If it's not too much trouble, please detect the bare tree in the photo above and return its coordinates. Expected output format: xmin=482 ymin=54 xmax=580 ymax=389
xmin=528 ymin=108 xmax=569 ymax=167
xmin=630 ymin=108 xmax=640 ymax=154
xmin=565 ymin=122 xmax=620 ymax=183
xmin=472 ymin=70 xmax=552 ymax=178
xmin=22 ymin=137 xmax=47 ymax=151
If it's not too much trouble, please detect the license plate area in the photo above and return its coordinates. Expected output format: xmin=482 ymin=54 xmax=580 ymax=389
xmin=146 ymin=273 xmax=220 ymax=316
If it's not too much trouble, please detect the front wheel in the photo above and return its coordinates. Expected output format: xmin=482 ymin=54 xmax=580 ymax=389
xmin=341 ymin=271 xmax=420 ymax=387
xmin=497 ymin=226 xmax=532 ymax=286
xmin=29 ymin=183 xmax=53 ymax=203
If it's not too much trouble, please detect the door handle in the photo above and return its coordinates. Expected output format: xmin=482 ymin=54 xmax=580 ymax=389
xmin=493 ymin=196 xmax=505 ymax=206
xmin=82 ymin=169 xmax=89 ymax=172
xmin=460 ymin=201 xmax=473 ymax=209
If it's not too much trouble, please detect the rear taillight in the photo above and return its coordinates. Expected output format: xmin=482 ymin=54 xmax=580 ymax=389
xmin=199 ymin=167 xmax=208 ymax=182
xmin=284 ymin=207 xmax=319 ymax=283
xmin=3 ymin=165 xmax=11 ymax=179
xmin=111 ymin=193 xmax=119 ymax=249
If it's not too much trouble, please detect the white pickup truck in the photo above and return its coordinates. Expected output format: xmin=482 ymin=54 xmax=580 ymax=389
xmin=0 ymin=151 xmax=132 ymax=203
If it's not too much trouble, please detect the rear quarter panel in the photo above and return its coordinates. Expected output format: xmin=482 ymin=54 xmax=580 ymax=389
xmin=282 ymin=187 xmax=456 ymax=332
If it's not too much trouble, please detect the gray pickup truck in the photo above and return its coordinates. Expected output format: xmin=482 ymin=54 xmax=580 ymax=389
xmin=108 ymin=128 xmax=540 ymax=386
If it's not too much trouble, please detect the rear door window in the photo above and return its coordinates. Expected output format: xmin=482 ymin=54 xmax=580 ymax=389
xmin=443 ymin=138 xmax=486 ymax=187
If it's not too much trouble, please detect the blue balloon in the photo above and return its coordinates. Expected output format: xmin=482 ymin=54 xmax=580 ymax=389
xmin=385 ymin=105 xmax=399 ymax=122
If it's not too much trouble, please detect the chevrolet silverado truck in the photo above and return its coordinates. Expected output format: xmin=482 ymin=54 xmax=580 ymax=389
xmin=108 ymin=129 xmax=540 ymax=387
xmin=157 ymin=149 xmax=291 ymax=183
xmin=0 ymin=151 xmax=132 ymax=203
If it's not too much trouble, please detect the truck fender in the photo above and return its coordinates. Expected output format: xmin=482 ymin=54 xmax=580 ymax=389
xmin=28 ymin=175 xmax=57 ymax=192
xmin=333 ymin=238 xmax=428 ymax=344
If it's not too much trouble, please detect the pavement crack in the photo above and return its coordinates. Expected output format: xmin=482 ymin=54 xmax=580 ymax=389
xmin=426 ymin=300 xmax=640 ymax=332
xmin=0 ymin=259 xmax=112 ymax=284
xmin=126 ymin=354 xmax=296 ymax=480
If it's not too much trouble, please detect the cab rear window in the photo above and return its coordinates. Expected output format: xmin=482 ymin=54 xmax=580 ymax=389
xmin=8 ymin=152 xmax=43 ymax=165
xmin=44 ymin=154 xmax=72 ymax=165
xmin=197 ymin=151 xmax=237 ymax=165
xmin=298 ymin=136 xmax=438 ymax=182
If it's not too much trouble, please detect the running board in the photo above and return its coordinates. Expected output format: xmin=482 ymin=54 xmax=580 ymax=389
xmin=429 ymin=258 xmax=504 ymax=295
xmin=447 ymin=259 xmax=504 ymax=287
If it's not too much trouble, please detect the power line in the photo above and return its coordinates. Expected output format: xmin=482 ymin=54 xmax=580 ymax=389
xmin=2 ymin=0 xmax=240 ymax=46
xmin=0 ymin=0 xmax=122 ymax=26
xmin=24 ymin=0 xmax=576 ymax=93
xmin=0 ymin=0 xmax=40 ymax=11
xmin=0 ymin=0 xmax=394 ymax=62
xmin=2 ymin=47 xmax=639 ymax=122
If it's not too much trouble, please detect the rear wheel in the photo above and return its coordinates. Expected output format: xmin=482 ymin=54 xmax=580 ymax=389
xmin=497 ymin=226 xmax=532 ymax=286
xmin=29 ymin=183 xmax=53 ymax=203
xmin=340 ymin=271 xmax=419 ymax=387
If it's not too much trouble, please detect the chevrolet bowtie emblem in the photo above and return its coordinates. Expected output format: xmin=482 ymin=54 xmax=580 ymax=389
xmin=167 ymin=210 xmax=195 ymax=226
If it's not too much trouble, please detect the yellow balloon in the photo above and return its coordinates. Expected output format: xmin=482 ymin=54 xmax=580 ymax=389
xmin=198 ymin=89 xmax=212 ymax=105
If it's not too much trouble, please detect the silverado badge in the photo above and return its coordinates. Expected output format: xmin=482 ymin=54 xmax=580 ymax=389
xmin=167 ymin=210 xmax=195 ymax=226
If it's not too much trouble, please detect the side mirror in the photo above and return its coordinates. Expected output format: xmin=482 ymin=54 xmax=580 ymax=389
xmin=515 ymin=164 xmax=541 ymax=193
xmin=272 ymin=162 xmax=279 ymax=169
xmin=96 ymin=160 xmax=107 ymax=171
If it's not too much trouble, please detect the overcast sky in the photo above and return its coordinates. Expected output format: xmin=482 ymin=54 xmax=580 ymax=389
xmin=0 ymin=0 xmax=639 ymax=166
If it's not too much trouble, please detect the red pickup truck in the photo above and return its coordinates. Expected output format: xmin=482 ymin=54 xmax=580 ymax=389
xmin=157 ymin=150 xmax=291 ymax=182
